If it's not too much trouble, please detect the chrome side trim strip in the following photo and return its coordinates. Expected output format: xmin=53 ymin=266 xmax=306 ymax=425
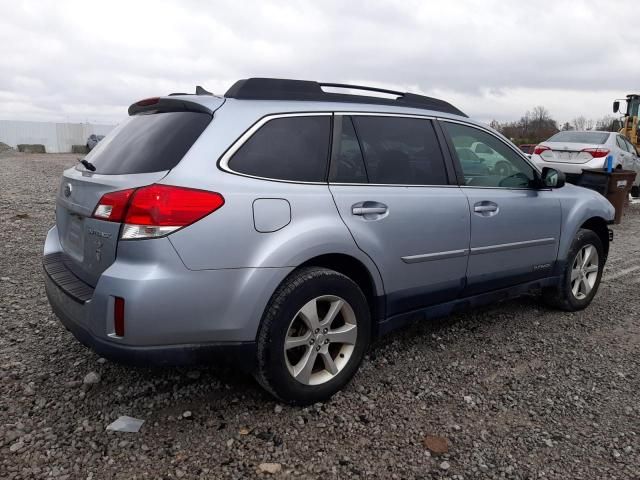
xmin=401 ymin=249 xmax=469 ymax=264
xmin=470 ymin=237 xmax=556 ymax=255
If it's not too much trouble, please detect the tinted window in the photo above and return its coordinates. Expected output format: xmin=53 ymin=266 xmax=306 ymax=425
xmin=229 ymin=116 xmax=331 ymax=182
xmin=85 ymin=112 xmax=211 ymax=174
xmin=547 ymin=131 xmax=609 ymax=144
xmin=329 ymin=116 xmax=367 ymax=183
xmin=351 ymin=116 xmax=447 ymax=185
xmin=443 ymin=122 xmax=536 ymax=188
xmin=616 ymin=136 xmax=627 ymax=151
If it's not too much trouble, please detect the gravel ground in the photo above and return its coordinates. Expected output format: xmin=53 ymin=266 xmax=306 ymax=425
xmin=1 ymin=152 xmax=639 ymax=480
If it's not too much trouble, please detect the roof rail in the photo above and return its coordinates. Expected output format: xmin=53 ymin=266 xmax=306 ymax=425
xmin=224 ymin=78 xmax=467 ymax=117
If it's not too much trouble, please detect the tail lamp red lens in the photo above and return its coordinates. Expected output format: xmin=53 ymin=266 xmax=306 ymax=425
xmin=533 ymin=145 xmax=550 ymax=155
xmin=114 ymin=296 xmax=125 ymax=337
xmin=581 ymin=148 xmax=610 ymax=158
xmin=135 ymin=97 xmax=160 ymax=107
xmin=92 ymin=184 xmax=224 ymax=239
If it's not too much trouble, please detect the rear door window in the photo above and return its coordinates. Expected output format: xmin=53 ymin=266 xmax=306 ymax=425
xmin=350 ymin=116 xmax=448 ymax=185
xmin=229 ymin=116 xmax=331 ymax=182
xmin=329 ymin=116 xmax=368 ymax=183
xmin=85 ymin=112 xmax=211 ymax=174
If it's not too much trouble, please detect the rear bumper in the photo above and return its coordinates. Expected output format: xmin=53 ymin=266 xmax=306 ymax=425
xmin=45 ymin=272 xmax=256 ymax=368
xmin=531 ymin=155 xmax=604 ymax=175
xmin=43 ymin=225 xmax=292 ymax=368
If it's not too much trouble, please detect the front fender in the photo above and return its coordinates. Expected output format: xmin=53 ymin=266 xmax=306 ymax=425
xmin=556 ymin=184 xmax=614 ymax=261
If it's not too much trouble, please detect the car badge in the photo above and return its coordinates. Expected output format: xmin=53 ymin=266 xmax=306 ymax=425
xmin=63 ymin=183 xmax=72 ymax=198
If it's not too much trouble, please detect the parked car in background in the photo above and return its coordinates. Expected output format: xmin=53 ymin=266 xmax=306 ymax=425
xmin=86 ymin=134 xmax=105 ymax=151
xmin=44 ymin=78 xmax=615 ymax=404
xmin=530 ymin=131 xmax=640 ymax=196
xmin=469 ymin=141 xmax=514 ymax=175
xmin=518 ymin=144 xmax=536 ymax=156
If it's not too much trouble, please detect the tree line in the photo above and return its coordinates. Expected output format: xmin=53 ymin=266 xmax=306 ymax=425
xmin=489 ymin=107 xmax=622 ymax=145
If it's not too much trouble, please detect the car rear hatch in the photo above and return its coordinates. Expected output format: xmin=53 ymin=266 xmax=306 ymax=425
xmin=54 ymin=95 xmax=223 ymax=287
xmin=537 ymin=132 xmax=610 ymax=164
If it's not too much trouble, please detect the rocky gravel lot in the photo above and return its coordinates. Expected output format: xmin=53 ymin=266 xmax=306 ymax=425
xmin=1 ymin=152 xmax=639 ymax=479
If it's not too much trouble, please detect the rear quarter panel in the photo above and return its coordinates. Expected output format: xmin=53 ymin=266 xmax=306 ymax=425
xmin=161 ymin=101 xmax=385 ymax=295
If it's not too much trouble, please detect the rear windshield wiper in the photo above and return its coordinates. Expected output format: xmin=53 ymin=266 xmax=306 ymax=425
xmin=78 ymin=158 xmax=96 ymax=171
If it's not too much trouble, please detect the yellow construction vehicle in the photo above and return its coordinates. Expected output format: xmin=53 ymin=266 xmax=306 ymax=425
xmin=613 ymin=94 xmax=640 ymax=149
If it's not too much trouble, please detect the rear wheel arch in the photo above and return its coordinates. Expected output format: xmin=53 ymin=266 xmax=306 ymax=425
xmin=298 ymin=254 xmax=384 ymax=331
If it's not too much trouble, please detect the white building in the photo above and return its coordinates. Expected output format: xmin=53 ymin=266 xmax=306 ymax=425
xmin=0 ymin=120 xmax=115 ymax=153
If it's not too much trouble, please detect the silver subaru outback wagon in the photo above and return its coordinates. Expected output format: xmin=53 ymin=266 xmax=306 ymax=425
xmin=44 ymin=78 xmax=615 ymax=404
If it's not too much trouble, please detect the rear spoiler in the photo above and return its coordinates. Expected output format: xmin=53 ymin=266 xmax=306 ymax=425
xmin=127 ymin=97 xmax=216 ymax=116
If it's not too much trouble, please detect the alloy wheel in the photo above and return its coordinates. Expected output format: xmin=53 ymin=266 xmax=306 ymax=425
xmin=284 ymin=295 xmax=357 ymax=386
xmin=571 ymin=244 xmax=599 ymax=300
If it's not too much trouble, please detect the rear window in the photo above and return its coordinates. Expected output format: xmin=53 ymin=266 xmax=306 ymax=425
xmin=546 ymin=131 xmax=609 ymax=144
xmin=85 ymin=112 xmax=211 ymax=174
xmin=229 ymin=116 xmax=331 ymax=182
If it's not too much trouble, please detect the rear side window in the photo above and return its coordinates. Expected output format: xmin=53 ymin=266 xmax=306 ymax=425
xmin=229 ymin=116 xmax=331 ymax=182
xmin=350 ymin=116 xmax=448 ymax=185
xmin=85 ymin=112 xmax=211 ymax=174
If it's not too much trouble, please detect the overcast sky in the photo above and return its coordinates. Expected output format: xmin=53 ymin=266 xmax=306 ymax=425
xmin=1 ymin=0 xmax=638 ymax=126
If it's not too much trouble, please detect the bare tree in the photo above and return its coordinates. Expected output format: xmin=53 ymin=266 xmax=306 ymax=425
xmin=572 ymin=116 xmax=587 ymax=131
xmin=595 ymin=115 xmax=622 ymax=132
xmin=585 ymin=119 xmax=594 ymax=130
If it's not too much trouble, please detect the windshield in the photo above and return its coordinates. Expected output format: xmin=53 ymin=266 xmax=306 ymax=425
xmin=546 ymin=131 xmax=609 ymax=144
xmin=84 ymin=111 xmax=211 ymax=174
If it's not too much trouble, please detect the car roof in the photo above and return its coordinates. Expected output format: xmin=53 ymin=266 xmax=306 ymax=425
xmin=132 ymin=78 xmax=473 ymax=123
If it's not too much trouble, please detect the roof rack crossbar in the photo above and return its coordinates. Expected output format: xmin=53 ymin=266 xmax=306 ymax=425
xmin=224 ymin=78 xmax=467 ymax=117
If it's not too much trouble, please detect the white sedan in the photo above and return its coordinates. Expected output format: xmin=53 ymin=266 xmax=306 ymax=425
xmin=530 ymin=130 xmax=640 ymax=196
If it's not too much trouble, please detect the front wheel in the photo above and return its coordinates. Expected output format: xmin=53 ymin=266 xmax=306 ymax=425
xmin=542 ymin=229 xmax=604 ymax=311
xmin=255 ymin=267 xmax=371 ymax=405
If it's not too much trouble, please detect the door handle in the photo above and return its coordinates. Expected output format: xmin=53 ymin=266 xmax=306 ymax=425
xmin=474 ymin=205 xmax=497 ymax=213
xmin=353 ymin=206 xmax=387 ymax=215
xmin=351 ymin=201 xmax=388 ymax=216
xmin=473 ymin=201 xmax=499 ymax=217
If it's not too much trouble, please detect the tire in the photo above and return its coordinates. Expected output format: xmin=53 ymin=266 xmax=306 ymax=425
xmin=494 ymin=161 xmax=512 ymax=177
xmin=255 ymin=267 xmax=371 ymax=405
xmin=631 ymin=185 xmax=639 ymax=198
xmin=542 ymin=228 xmax=604 ymax=311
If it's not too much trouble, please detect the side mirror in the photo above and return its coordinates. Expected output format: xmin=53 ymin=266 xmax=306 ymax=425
xmin=540 ymin=167 xmax=565 ymax=188
xmin=613 ymin=101 xmax=620 ymax=113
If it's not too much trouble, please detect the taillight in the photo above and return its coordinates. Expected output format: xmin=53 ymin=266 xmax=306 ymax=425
xmin=93 ymin=184 xmax=224 ymax=239
xmin=533 ymin=145 xmax=550 ymax=155
xmin=581 ymin=148 xmax=610 ymax=158
xmin=92 ymin=189 xmax=135 ymax=221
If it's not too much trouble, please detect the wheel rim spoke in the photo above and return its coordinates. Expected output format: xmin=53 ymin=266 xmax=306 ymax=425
xmin=320 ymin=298 xmax=344 ymax=327
xmin=580 ymin=277 xmax=590 ymax=296
xmin=293 ymin=347 xmax=317 ymax=384
xmin=326 ymin=324 xmax=357 ymax=345
xmin=285 ymin=332 xmax=311 ymax=350
xmin=571 ymin=268 xmax=580 ymax=282
xmin=572 ymin=279 xmax=580 ymax=297
xmin=585 ymin=265 xmax=598 ymax=274
xmin=298 ymin=299 xmax=320 ymax=330
xmin=319 ymin=351 xmax=338 ymax=375
xmin=582 ymin=246 xmax=594 ymax=268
